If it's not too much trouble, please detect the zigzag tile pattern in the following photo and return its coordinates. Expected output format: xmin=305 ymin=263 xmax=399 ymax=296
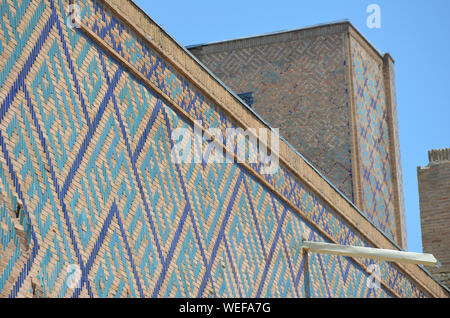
xmin=0 ymin=0 xmax=428 ymax=297
xmin=385 ymin=58 xmax=406 ymax=246
xmin=350 ymin=37 xmax=396 ymax=240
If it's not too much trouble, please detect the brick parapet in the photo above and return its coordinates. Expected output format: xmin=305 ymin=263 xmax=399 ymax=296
xmin=428 ymin=148 xmax=450 ymax=163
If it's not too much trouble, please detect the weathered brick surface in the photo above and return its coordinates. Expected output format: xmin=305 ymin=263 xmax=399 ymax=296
xmin=383 ymin=54 xmax=407 ymax=249
xmin=189 ymin=25 xmax=407 ymax=248
xmin=418 ymin=149 xmax=450 ymax=287
xmin=349 ymin=35 xmax=399 ymax=245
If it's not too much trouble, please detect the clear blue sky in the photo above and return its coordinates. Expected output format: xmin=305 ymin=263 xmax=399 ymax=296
xmin=134 ymin=0 xmax=450 ymax=252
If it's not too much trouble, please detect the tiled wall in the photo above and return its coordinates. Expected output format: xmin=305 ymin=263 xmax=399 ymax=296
xmin=350 ymin=37 xmax=396 ymax=241
xmin=0 ymin=0 xmax=439 ymax=297
xmin=189 ymin=31 xmax=354 ymax=203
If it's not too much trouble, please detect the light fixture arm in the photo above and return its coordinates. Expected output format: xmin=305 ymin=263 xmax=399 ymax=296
xmin=301 ymin=241 xmax=439 ymax=267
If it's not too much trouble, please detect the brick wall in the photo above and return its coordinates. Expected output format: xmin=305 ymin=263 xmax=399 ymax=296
xmin=189 ymin=24 xmax=407 ymax=247
xmin=189 ymin=26 xmax=354 ymax=202
xmin=0 ymin=0 xmax=446 ymax=297
xmin=349 ymin=35 xmax=399 ymax=245
xmin=418 ymin=149 xmax=450 ymax=287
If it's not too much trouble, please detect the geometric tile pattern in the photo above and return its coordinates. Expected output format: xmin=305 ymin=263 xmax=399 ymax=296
xmin=0 ymin=0 xmax=428 ymax=297
xmin=189 ymin=34 xmax=355 ymax=201
xmin=350 ymin=37 xmax=396 ymax=240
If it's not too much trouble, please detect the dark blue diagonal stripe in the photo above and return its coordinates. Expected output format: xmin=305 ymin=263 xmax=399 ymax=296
xmin=161 ymin=106 xmax=216 ymax=297
xmin=152 ymin=204 xmax=190 ymax=298
xmin=53 ymin=1 xmax=91 ymax=128
xmin=71 ymin=201 xmax=117 ymax=298
xmin=132 ymin=100 xmax=163 ymax=164
xmin=61 ymin=68 xmax=122 ymax=199
xmin=23 ymin=83 xmax=92 ymax=298
xmin=197 ymin=171 xmax=243 ymax=297
xmin=0 ymin=6 xmax=55 ymax=125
